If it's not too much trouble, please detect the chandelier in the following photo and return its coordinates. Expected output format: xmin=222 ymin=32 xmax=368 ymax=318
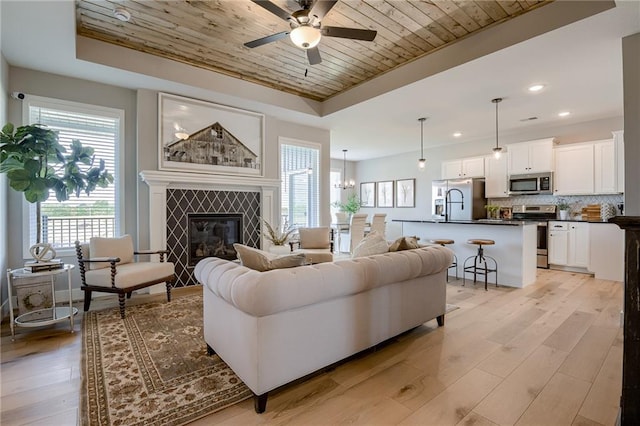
xmin=334 ymin=149 xmax=355 ymax=189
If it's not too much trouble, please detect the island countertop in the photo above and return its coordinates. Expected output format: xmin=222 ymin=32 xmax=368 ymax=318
xmin=392 ymin=219 xmax=534 ymax=226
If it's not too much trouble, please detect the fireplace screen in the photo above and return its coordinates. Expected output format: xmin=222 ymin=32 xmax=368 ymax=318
xmin=188 ymin=213 xmax=242 ymax=266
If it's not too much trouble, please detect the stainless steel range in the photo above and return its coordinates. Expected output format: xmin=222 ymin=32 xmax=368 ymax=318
xmin=512 ymin=204 xmax=557 ymax=269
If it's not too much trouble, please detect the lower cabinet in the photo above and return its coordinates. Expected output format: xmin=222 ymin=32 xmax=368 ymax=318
xmin=548 ymin=221 xmax=590 ymax=268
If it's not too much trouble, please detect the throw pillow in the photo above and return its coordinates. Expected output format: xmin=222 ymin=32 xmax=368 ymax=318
xmin=234 ymin=244 xmax=307 ymax=272
xmin=89 ymin=234 xmax=135 ymax=270
xmin=352 ymin=231 xmax=389 ymax=258
xmin=388 ymin=236 xmax=420 ymax=252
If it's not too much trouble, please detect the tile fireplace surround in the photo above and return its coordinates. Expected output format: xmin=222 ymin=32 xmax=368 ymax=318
xmin=140 ymin=170 xmax=280 ymax=288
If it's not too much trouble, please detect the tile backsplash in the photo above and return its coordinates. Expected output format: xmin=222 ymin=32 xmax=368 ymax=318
xmin=489 ymin=194 xmax=624 ymax=219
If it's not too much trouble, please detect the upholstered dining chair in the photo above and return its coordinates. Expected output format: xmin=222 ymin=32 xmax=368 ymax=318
xmin=370 ymin=213 xmax=387 ymax=238
xmin=334 ymin=212 xmax=350 ymax=253
xmin=349 ymin=213 xmax=369 ymax=254
xmin=74 ymin=234 xmax=175 ymax=319
xmin=289 ymin=227 xmax=334 ymax=264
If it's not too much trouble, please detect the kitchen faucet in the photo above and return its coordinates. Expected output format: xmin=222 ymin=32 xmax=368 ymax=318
xmin=444 ymin=188 xmax=464 ymax=222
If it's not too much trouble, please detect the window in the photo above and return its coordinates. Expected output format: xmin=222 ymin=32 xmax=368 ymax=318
xmin=22 ymin=96 xmax=124 ymax=255
xmin=280 ymin=141 xmax=320 ymax=228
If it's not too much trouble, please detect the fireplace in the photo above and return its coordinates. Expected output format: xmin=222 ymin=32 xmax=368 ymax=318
xmin=188 ymin=213 xmax=242 ymax=265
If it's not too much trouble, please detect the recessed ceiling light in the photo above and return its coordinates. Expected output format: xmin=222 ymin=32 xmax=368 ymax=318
xmin=558 ymin=111 xmax=571 ymax=117
xmin=528 ymin=84 xmax=545 ymax=92
xmin=453 ymin=132 xmax=462 ymax=137
xmin=113 ymin=8 xmax=131 ymax=22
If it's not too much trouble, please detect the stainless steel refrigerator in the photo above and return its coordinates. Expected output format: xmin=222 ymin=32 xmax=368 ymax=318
xmin=431 ymin=178 xmax=487 ymax=221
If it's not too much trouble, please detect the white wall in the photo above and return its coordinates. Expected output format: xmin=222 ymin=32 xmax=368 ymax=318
xmin=623 ymin=33 xmax=639 ymax=216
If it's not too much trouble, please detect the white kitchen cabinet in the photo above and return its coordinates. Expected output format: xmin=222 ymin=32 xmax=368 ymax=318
xmin=507 ymin=138 xmax=554 ymax=174
xmin=554 ymin=143 xmax=594 ymax=195
xmin=568 ymin=222 xmax=590 ymax=268
xmin=613 ymin=130 xmax=624 ymax=193
xmin=484 ymin=154 xmax=508 ymax=198
xmin=594 ymin=139 xmax=618 ymax=194
xmin=589 ymin=223 xmax=624 ymax=281
xmin=441 ymin=156 xmax=485 ymax=179
xmin=548 ymin=221 xmax=590 ymax=269
xmin=548 ymin=222 xmax=569 ymax=265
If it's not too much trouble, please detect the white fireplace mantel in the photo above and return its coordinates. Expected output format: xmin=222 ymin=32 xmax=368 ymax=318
xmin=139 ymin=169 xmax=280 ymax=254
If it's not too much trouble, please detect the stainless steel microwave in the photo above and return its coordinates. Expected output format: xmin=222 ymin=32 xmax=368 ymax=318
xmin=508 ymin=172 xmax=553 ymax=195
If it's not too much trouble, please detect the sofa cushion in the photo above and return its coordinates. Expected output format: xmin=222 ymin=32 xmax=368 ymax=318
xmin=388 ymin=236 xmax=420 ymax=252
xmin=85 ymin=261 xmax=174 ymax=288
xmin=234 ymin=244 xmax=306 ymax=272
xmin=352 ymin=231 xmax=389 ymax=258
xmin=89 ymin=234 xmax=135 ymax=270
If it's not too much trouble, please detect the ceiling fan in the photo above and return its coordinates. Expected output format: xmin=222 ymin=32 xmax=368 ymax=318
xmin=244 ymin=0 xmax=377 ymax=65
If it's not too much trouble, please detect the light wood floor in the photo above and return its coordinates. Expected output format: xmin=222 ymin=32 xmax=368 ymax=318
xmin=1 ymin=269 xmax=623 ymax=425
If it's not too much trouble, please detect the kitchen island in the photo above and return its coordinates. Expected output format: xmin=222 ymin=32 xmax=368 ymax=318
xmin=393 ymin=220 xmax=537 ymax=288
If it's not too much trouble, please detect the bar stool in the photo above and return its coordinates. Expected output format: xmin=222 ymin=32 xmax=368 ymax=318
xmin=430 ymin=239 xmax=457 ymax=282
xmin=463 ymin=239 xmax=498 ymax=291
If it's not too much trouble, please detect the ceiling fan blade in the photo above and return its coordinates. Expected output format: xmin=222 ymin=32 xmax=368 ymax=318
xmin=310 ymin=0 xmax=337 ymax=20
xmin=244 ymin=31 xmax=290 ymax=48
xmin=307 ymin=47 xmax=322 ymax=65
xmin=321 ymin=26 xmax=377 ymax=41
xmin=251 ymin=0 xmax=292 ymax=22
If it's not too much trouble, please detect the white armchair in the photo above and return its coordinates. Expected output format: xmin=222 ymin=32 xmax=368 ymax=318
xmin=74 ymin=235 xmax=175 ymax=318
xmin=288 ymin=227 xmax=334 ymax=264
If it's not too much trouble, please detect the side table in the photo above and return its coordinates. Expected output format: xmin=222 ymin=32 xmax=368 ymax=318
xmin=6 ymin=264 xmax=78 ymax=340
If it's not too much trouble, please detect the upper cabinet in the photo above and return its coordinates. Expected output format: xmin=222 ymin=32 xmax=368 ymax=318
xmin=613 ymin=130 xmax=624 ymax=193
xmin=484 ymin=155 xmax=508 ymax=198
xmin=554 ymin=136 xmax=623 ymax=196
xmin=507 ymin=138 xmax=555 ymax=174
xmin=441 ymin=156 xmax=485 ymax=180
xmin=554 ymin=143 xmax=595 ymax=195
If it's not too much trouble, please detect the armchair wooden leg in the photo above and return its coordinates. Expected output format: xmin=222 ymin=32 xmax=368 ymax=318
xmin=118 ymin=293 xmax=126 ymax=319
xmin=126 ymin=292 xmax=132 ymax=299
xmin=83 ymin=290 xmax=92 ymax=312
xmin=166 ymin=281 xmax=172 ymax=302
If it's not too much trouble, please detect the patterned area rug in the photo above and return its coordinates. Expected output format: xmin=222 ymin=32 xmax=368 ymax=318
xmin=81 ymin=293 xmax=252 ymax=425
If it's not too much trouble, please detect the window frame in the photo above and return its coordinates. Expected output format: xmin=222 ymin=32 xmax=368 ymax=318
xmin=20 ymin=95 xmax=125 ymax=259
xmin=278 ymin=137 xmax=321 ymax=229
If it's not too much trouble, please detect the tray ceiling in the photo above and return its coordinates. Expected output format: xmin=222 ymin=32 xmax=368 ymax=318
xmin=76 ymin=0 xmax=552 ymax=102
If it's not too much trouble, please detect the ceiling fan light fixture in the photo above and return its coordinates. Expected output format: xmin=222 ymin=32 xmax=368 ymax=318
xmin=113 ymin=8 xmax=131 ymax=22
xmin=290 ymin=25 xmax=321 ymax=49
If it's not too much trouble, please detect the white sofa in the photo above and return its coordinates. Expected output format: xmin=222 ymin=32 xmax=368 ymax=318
xmin=193 ymin=245 xmax=453 ymax=413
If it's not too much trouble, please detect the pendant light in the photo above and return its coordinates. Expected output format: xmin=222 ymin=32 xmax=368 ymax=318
xmin=418 ymin=117 xmax=427 ymax=169
xmin=492 ymin=98 xmax=503 ymax=159
xmin=334 ymin=149 xmax=355 ymax=189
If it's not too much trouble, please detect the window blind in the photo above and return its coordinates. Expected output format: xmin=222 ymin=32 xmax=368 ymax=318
xmin=280 ymin=143 xmax=319 ymax=228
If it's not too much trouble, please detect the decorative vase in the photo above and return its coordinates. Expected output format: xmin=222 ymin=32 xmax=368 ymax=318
xmin=559 ymin=210 xmax=569 ymax=220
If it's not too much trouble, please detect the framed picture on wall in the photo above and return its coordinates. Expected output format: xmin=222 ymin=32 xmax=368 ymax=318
xmin=360 ymin=182 xmax=376 ymax=207
xmin=396 ymin=178 xmax=415 ymax=208
xmin=377 ymin=181 xmax=394 ymax=207
xmin=158 ymin=93 xmax=264 ymax=176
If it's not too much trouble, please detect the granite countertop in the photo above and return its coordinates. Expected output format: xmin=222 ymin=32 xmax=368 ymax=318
xmin=391 ymin=219 xmax=531 ymax=226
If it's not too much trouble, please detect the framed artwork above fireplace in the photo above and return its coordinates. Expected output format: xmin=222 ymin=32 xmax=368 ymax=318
xmin=158 ymin=93 xmax=264 ymax=177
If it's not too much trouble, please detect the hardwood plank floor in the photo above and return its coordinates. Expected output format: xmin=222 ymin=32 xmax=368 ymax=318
xmin=0 ymin=270 xmax=623 ymax=425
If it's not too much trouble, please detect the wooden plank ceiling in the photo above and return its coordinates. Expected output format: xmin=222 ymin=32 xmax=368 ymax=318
xmin=76 ymin=0 xmax=551 ymax=102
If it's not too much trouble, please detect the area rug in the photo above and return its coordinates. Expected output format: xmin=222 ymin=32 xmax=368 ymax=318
xmin=80 ymin=293 xmax=252 ymax=426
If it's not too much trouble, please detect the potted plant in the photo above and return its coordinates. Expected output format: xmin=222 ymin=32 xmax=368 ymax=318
xmin=263 ymin=218 xmax=296 ymax=254
xmin=485 ymin=204 xmax=500 ymax=220
xmin=332 ymin=193 xmax=363 ymax=217
xmin=556 ymin=198 xmax=571 ymax=220
xmin=0 ymin=123 xmax=114 ymax=259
